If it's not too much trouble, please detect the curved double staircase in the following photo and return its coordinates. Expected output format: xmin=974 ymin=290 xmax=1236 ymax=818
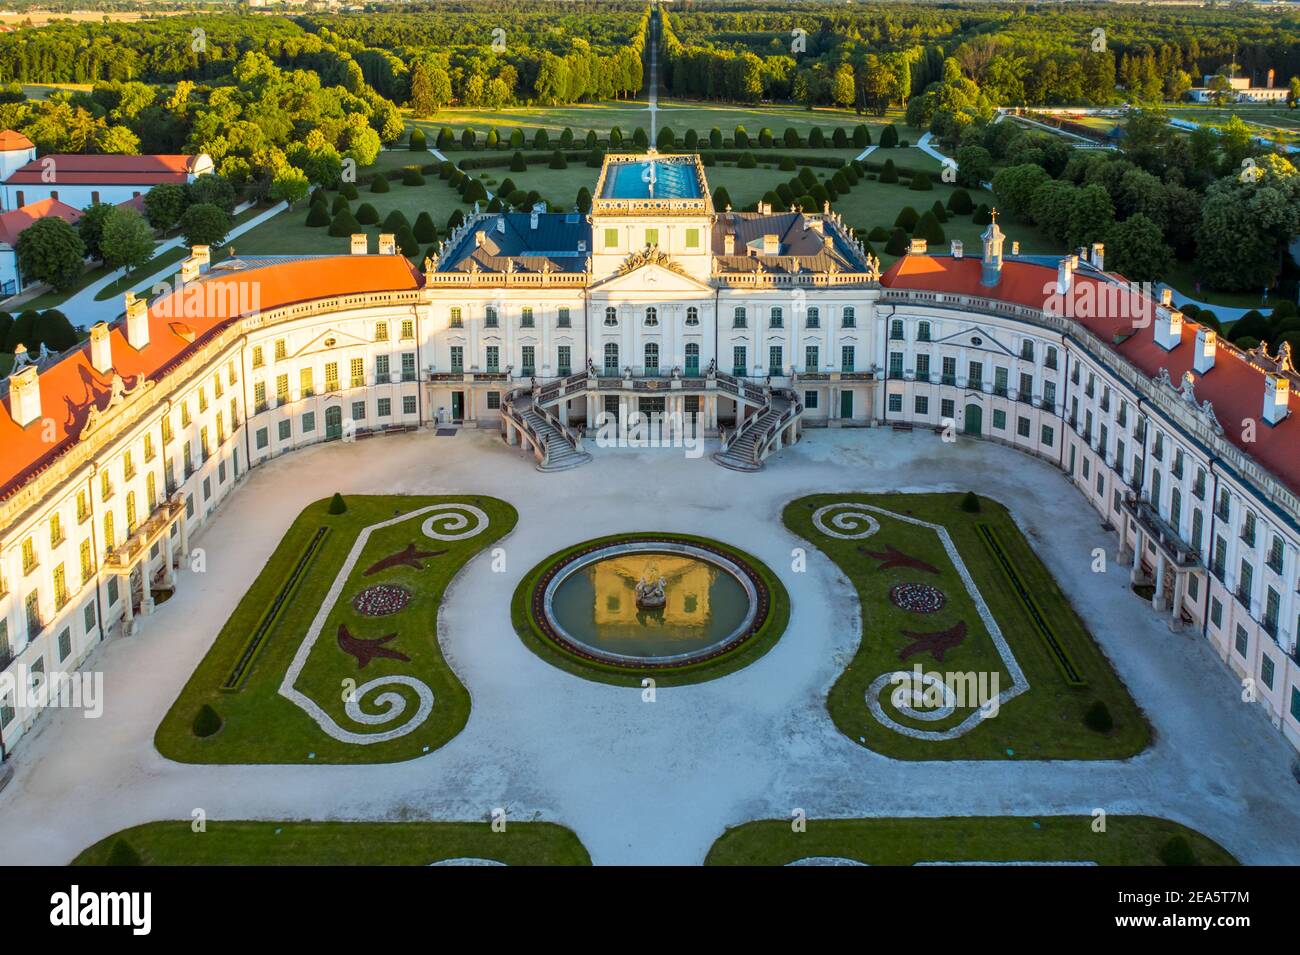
xmin=500 ymin=386 xmax=592 ymax=471
xmin=711 ymin=387 xmax=804 ymax=472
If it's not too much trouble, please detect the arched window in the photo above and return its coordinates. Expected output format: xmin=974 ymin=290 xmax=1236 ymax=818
xmin=603 ymin=343 xmax=619 ymax=375
xmin=843 ymin=306 xmax=856 ymax=328
xmin=685 ymin=307 xmax=699 ymax=326
xmin=918 ymin=321 xmax=932 ymax=342
xmin=604 ymin=307 xmax=617 ymax=327
xmin=770 ymin=307 xmax=784 ymax=328
xmin=644 ymin=342 xmax=659 ymax=373
xmin=645 ymin=306 xmax=658 ymax=327
xmin=733 ymin=306 xmax=747 ymax=328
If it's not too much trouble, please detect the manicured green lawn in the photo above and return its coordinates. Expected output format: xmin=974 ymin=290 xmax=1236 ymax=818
xmin=74 ymin=820 xmax=590 ymax=866
xmin=511 ymin=532 xmax=789 ymax=687
xmin=233 ymin=178 xmax=468 ymax=259
xmin=706 ymin=816 xmax=1236 ymax=865
xmin=1164 ymin=260 xmax=1274 ymax=311
xmin=156 ymin=494 xmax=516 ymax=764
xmin=408 ymin=100 xmax=902 ymax=140
xmin=784 ymin=493 xmax=1150 ymax=760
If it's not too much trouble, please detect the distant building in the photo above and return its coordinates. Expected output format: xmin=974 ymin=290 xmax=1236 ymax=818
xmin=0 ymin=197 xmax=82 ymax=296
xmin=0 ymin=131 xmax=213 ymax=212
xmin=1188 ymin=72 xmax=1290 ymax=103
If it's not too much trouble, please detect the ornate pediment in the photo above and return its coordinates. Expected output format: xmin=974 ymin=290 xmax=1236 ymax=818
xmin=617 ymin=245 xmax=687 ymax=278
xmin=80 ymin=373 xmax=155 ymax=440
xmin=293 ymin=327 xmax=370 ymax=358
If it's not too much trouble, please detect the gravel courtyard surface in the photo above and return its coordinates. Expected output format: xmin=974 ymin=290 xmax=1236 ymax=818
xmin=2 ymin=426 xmax=1297 ymax=865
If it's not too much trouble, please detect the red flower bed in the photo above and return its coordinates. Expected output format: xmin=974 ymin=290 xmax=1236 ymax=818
xmin=352 ymin=583 xmax=412 ymax=616
xmin=889 ymin=582 xmax=946 ymax=614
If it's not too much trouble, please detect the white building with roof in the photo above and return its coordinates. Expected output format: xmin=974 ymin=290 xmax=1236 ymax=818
xmin=2 ymin=153 xmax=1300 ymax=760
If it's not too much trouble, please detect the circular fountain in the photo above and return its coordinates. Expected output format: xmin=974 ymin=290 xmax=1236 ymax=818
xmin=521 ymin=535 xmax=782 ymax=675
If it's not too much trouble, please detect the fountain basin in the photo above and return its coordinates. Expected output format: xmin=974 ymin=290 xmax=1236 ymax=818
xmin=530 ymin=537 xmax=771 ymax=669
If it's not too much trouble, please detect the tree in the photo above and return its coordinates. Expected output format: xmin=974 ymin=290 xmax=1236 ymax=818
xmin=100 ymin=207 xmax=154 ymax=271
xmin=186 ymin=174 xmax=235 ymax=213
xmin=954 ymin=145 xmax=993 ymax=188
xmin=409 ymin=127 xmax=427 ymax=152
xmin=1066 ymin=184 xmax=1114 ymax=249
xmin=1196 ymin=155 xmax=1300 ymax=291
xmin=1107 ymin=213 xmax=1171 ymax=282
xmin=143 ymin=182 xmax=187 ymax=231
xmin=179 ymin=203 xmax=232 ymax=247
xmin=77 ymin=202 xmax=118 ymax=261
xmin=356 ymin=202 xmax=379 ymax=225
xmin=831 ymin=64 xmax=856 ymax=108
xmin=15 ymin=217 xmax=84 ymax=291
xmin=991 ymin=163 xmax=1051 ymax=219
xmin=575 ymin=186 xmax=592 ymax=214
xmin=270 ymin=167 xmax=310 ymax=207
xmin=914 ymin=209 xmax=945 ymax=244
xmin=408 ymin=62 xmax=437 ymax=116
xmin=879 ymin=124 xmax=899 ymax=148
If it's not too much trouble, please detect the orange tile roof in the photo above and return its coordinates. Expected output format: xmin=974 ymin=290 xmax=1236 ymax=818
xmin=0 ymin=255 xmax=422 ymax=499
xmin=4 ymin=154 xmax=199 ymax=186
xmin=883 ymin=254 xmax=1300 ymax=497
xmin=0 ymin=130 xmax=34 ymax=151
xmin=0 ymin=197 xmax=82 ymax=245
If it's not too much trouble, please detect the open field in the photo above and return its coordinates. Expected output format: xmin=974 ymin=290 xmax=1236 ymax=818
xmin=74 ymin=820 xmax=591 ymax=866
xmin=706 ymin=816 xmax=1236 ymax=865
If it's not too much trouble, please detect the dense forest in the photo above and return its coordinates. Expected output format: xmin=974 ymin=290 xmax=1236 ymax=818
xmin=660 ymin=1 xmax=1300 ymax=108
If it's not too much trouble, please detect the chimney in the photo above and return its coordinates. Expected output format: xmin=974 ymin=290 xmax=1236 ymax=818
xmin=180 ymin=257 xmax=200 ymax=283
xmin=1090 ymin=243 xmax=1104 ymax=271
xmin=1194 ymin=327 xmax=1217 ymax=374
xmin=763 ymin=234 xmax=779 ymax=255
xmin=1159 ymin=287 xmax=1173 ymax=307
xmin=1056 ymin=256 xmax=1074 ymax=294
xmin=951 ymin=239 xmax=964 ymax=259
xmin=125 ymin=291 xmax=149 ymax=350
xmin=723 ymin=234 xmax=735 ymax=255
xmin=8 ymin=364 xmax=40 ymax=427
xmin=1154 ymin=308 xmax=1183 ymax=351
xmin=530 ymin=210 xmax=539 ymax=230
xmin=378 ymin=233 xmax=396 ymax=255
xmin=351 ymin=233 xmax=368 ymax=255
xmin=89 ymin=322 xmax=112 ymax=373
xmin=1010 ymin=240 xmax=1020 ymax=255
xmin=496 ymin=216 xmax=505 ymax=234
xmin=1264 ymin=372 xmax=1290 ymax=425
xmin=908 ymin=238 xmax=928 ymax=255
xmin=191 ymin=244 xmax=210 ymax=273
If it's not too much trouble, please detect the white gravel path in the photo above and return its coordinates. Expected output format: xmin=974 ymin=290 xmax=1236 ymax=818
xmin=2 ymin=426 xmax=1298 ymax=866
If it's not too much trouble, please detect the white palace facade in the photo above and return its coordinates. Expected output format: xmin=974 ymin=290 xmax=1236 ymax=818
xmin=2 ymin=152 xmax=1300 ymax=756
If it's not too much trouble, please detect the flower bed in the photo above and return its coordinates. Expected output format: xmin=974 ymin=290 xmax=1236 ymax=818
xmin=889 ymin=582 xmax=946 ymax=614
xmin=352 ymin=583 xmax=412 ymax=616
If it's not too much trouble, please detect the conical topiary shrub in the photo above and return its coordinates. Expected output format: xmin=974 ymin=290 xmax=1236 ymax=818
xmin=402 ymin=167 xmax=426 ymax=186
xmin=1159 ymin=835 xmax=1197 ymax=866
xmin=395 ymin=223 xmax=420 ymax=257
xmin=192 ymin=703 xmax=222 ymax=738
xmin=329 ymin=492 xmax=347 ymax=515
xmin=1084 ymin=699 xmax=1113 ymax=734
xmin=549 ymin=150 xmax=567 ymax=169
xmin=305 ymin=203 xmax=330 ymax=227
xmin=879 ymin=159 xmax=899 ymax=184
xmin=328 ymin=210 xmax=362 ymax=237
xmin=355 ymin=202 xmax=379 ymax=225
xmin=106 ymin=839 xmax=143 ymax=866
xmin=510 ymin=151 xmax=527 ymax=172
xmin=972 ymin=203 xmax=992 ymax=225
xmin=413 ymin=211 xmax=436 ymax=243
xmin=909 ymin=171 xmax=933 ymax=191
xmin=409 ymin=127 xmax=427 ymax=151
xmin=884 ymin=227 xmax=908 ymax=256
xmin=331 ymin=194 xmax=350 ymax=215
xmin=948 ymin=188 xmax=973 ymax=215
xmin=894 ymin=206 xmax=920 ymax=232
xmin=382 ymin=209 xmax=410 ymax=233
xmin=370 ymin=175 xmax=390 ymax=194
xmin=340 ymin=182 xmax=359 ymax=201
xmin=914 ymin=209 xmax=945 ymax=244
xmin=960 ymin=491 xmax=981 ymax=513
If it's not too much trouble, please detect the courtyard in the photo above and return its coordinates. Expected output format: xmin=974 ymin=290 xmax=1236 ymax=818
xmin=1 ymin=426 xmax=1298 ymax=865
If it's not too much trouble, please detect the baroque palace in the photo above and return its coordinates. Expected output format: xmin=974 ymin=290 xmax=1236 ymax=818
xmin=2 ymin=152 xmax=1300 ymax=755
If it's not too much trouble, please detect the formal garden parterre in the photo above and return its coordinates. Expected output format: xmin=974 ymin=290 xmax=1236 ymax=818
xmin=155 ymin=494 xmax=516 ymax=764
